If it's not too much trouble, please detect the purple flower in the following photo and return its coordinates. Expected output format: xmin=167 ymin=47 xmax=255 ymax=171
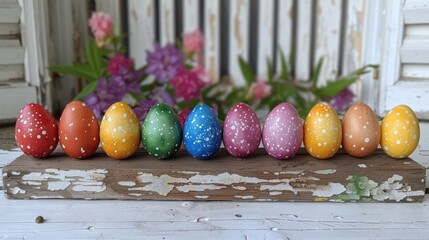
xmin=110 ymin=66 xmax=142 ymax=95
xmin=133 ymin=99 xmax=158 ymax=122
xmin=145 ymin=43 xmax=183 ymax=83
xmin=83 ymin=77 xmax=121 ymax=119
xmin=326 ymin=87 xmax=355 ymax=111
xmin=155 ymin=88 xmax=175 ymax=107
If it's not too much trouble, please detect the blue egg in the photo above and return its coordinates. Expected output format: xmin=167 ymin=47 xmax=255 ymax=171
xmin=184 ymin=104 xmax=222 ymax=160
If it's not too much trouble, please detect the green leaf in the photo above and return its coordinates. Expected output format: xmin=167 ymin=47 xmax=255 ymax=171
xmin=278 ymin=47 xmax=289 ymax=81
xmin=311 ymin=57 xmax=324 ymax=87
xmin=202 ymin=82 xmax=220 ymax=96
xmin=85 ymin=40 xmax=104 ymax=77
xmin=318 ymin=78 xmax=356 ymax=97
xmin=267 ymin=59 xmax=273 ymax=84
xmin=238 ymin=56 xmax=254 ymax=86
xmin=49 ymin=65 xmax=98 ymax=81
xmin=74 ymin=81 xmax=98 ymax=100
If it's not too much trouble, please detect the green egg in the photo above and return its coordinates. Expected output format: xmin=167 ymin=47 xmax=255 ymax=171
xmin=142 ymin=103 xmax=183 ymax=159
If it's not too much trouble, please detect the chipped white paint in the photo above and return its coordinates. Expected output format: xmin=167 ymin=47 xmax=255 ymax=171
xmin=358 ymin=164 xmax=368 ymax=168
xmin=269 ymin=191 xmax=283 ymax=196
xmin=313 ymin=169 xmax=337 ymax=174
xmin=30 ymin=195 xmax=64 ymax=199
xmin=371 ymin=174 xmax=425 ymax=202
xmin=176 ymin=171 xmax=200 ymax=175
xmin=11 ymin=187 xmax=25 ymax=194
xmin=194 ymin=195 xmax=209 ymax=199
xmin=312 ymin=183 xmax=346 ymax=197
xmin=176 ymin=184 xmax=226 ymax=193
xmin=11 ymin=171 xmax=20 ymax=175
xmin=232 ymin=186 xmax=247 ymax=191
xmin=21 ymin=169 xmax=107 ymax=193
xmin=129 ymin=193 xmax=143 ymax=196
xmin=118 ymin=181 xmax=136 ymax=187
xmin=48 ymin=181 xmax=71 ymax=191
xmin=234 ymin=195 xmax=254 ymax=199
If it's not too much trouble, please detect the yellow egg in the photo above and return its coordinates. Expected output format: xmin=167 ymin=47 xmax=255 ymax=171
xmin=100 ymin=102 xmax=141 ymax=159
xmin=304 ymin=102 xmax=342 ymax=159
xmin=381 ymin=105 xmax=420 ymax=159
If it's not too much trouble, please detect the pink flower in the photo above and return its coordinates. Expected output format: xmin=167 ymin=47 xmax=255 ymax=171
xmin=192 ymin=66 xmax=211 ymax=84
xmin=88 ymin=12 xmax=114 ymax=47
xmin=183 ymin=30 xmax=204 ymax=66
xmin=183 ymin=30 xmax=204 ymax=54
xmin=108 ymin=54 xmax=134 ymax=75
xmin=250 ymin=78 xmax=272 ymax=100
xmin=170 ymin=68 xmax=206 ymax=103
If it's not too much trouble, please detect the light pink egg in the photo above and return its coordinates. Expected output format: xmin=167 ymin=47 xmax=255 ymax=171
xmin=223 ymin=103 xmax=261 ymax=158
xmin=262 ymin=103 xmax=303 ymax=160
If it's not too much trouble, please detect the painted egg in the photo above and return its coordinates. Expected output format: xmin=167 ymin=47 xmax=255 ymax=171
xmin=342 ymin=102 xmax=380 ymax=157
xmin=142 ymin=103 xmax=182 ymax=159
xmin=262 ymin=103 xmax=303 ymax=159
xmin=100 ymin=102 xmax=140 ymax=159
xmin=15 ymin=103 xmax=58 ymax=158
xmin=184 ymin=103 xmax=222 ymax=160
xmin=304 ymin=102 xmax=342 ymax=159
xmin=223 ymin=103 xmax=261 ymax=158
xmin=58 ymin=101 xmax=99 ymax=159
xmin=381 ymin=105 xmax=420 ymax=159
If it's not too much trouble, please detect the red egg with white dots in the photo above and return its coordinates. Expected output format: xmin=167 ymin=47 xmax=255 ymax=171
xmin=262 ymin=103 xmax=303 ymax=160
xmin=59 ymin=101 xmax=100 ymax=159
xmin=223 ymin=103 xmax=261 ymax=158
xmin=15 ymin=103 xmax=58 ymax=158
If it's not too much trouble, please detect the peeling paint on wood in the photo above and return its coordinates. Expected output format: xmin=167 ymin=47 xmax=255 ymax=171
xmin=2 ymin=149 xmax=426 ymax=202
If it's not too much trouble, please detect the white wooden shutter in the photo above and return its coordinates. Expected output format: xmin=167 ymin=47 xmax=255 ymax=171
xmin=0 ymin=0 xmax=35 ymax=122
xmin=379 ymin=0 xmax=429 ymax=119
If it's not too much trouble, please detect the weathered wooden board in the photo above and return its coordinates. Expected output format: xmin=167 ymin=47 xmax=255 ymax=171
xmin=2 ymin=149 xmax=426 ymax=202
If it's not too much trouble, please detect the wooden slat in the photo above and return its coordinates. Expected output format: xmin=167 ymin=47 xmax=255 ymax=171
xmin=204 ymin=0 xmax=220 ymax=82
xmin=0 ymin=39 xmax=20 ymax=46
xmin=71 ymin=0 xmax=90 ymax=59
xmin=0 ymin=64 xmax=24 ymax=81
xmin=402 ymin=64 xmax=429 ymax=79
xmin=0 ymin=0 xmax=19 ymax=7
xmin=3 ymin=149 xmax=426 ymax=202
xmin=405 ymin=24 xmax=429 ymax=37
xmin=276 ymin=0 xmax=293 ymax=75
xmin=128 ymin=0 xmax=155 ymax=68
xmin=313 ymin=0 xmax=342 ymax=86
xmin=0 ymin=7 xmax=20 ymax=24
xmin=94 ymin=0 xmax=122 ymax=32
xmin=256 ymin=0 xmax=275 ymax=77
xmin=0 ymin=47 xmax=24 ymax=65
xmin=0 ymin=86 xmax=37 ymax=120
xmin=403 ymin=0 xmax=429 ymax=24
xmin=183 ymin=0 xmax=200 ymax=33
xmin=229 ymin=0 xmax=250 ymax=86
xmin=401 ymin=38 xmax=429 ymax=64
xmin=295 ymin=0 xmax=313 ymax=81
xmin=0 ymin=23 xmax=19 ymax=35
xmin=159 ymin=0 xmax=175 ymax=45
xmin=385 ymin=81 xmax=429 ymax=119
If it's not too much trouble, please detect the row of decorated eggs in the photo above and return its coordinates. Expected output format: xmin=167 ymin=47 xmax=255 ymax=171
xmin=15 ymin=100 xmax=420 ymax=160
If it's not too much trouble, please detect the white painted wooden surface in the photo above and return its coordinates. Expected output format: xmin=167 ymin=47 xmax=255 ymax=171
xmin=229 ymin=0 xmax=250 ymax=86
xmin=1 ymin=122 xmax=429 ymax=238
xmin=204 ymin=0 xmax=220 ymax=82
xmin=256 ymin=0 xmax=274 ymax=77
xmin=295 ymin=0 xmax=313 ymax=82
xmin=159 ymin=0 xmax=175 ymax=46
xmin=183 ymin=0 xmax=199 ymax=33
xmin=128 ymin=0 xmax=155 ymax=68
xmin=276 ymin=0 xmax=293 ymax=75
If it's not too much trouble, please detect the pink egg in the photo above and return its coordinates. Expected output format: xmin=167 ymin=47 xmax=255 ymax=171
xmin=223 ymin=103 xmax=261 ymax=157
xmin=262 ymin=103 xmax=303 ymax=159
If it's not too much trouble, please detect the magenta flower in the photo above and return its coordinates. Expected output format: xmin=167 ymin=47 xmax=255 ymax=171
xmin=83 ymin=78 xmax=121 ymax=119
xmin=177 ymin=108 xmax=191 ymax=128
xmin=133 ymin=99 xmax=158 ymax=122
xmin=250 ymin=78 xmax=272 ymax=100
xmin=192 ymin=66 xmax=211 ymax=84
xmin=88 ymin=12 xmax=113 ymax=47
xmin=170 ymin=68 xmax=206 ymax=103
xmin=108 ymin=54 xmax=133 ymax=75
xmin=326 ymin=87 xmax=355 ymax=111
xmin=145 ymin=43 xmax=183 ymax=83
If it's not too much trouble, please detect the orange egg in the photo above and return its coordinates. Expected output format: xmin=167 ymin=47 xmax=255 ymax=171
xmin=100 ymin=102 xmax=140 ymax=159
xmin=342 ymin=103 xmax=380 ymax=157
xmin=304 ymin=102 xmax=342 ymax=159
xmin=381 ymin=105 xmax=420 ymax=159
